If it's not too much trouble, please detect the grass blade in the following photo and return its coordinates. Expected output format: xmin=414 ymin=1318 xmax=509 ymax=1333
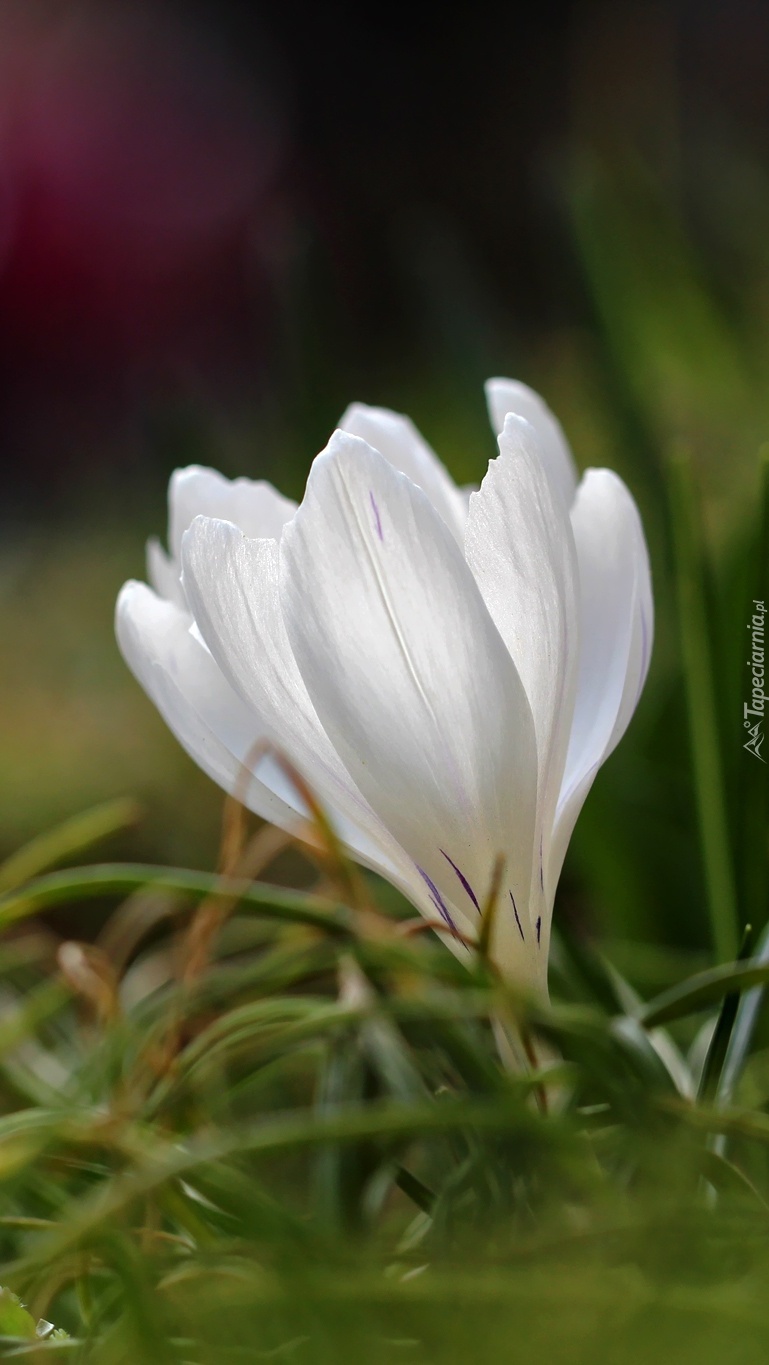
xmin=0 ymin=800 xmax=142 ymax=896
xmin=717 ymin=920 xmax=769 ymax=1107
xmin=13 ymin=1098 xmax=560 ymax=1277
xmin=668 ymin=451 xmax=739 ymax=962
xmin=736 ymin=447 xmax=769 ymax=947
xmin=639 ymin=958 xmax=769 ymax=1027
xmin=0 ymin=863 xmax=353 ymax=935
xmin=697 ymin=925 xmax=753 ymax=1101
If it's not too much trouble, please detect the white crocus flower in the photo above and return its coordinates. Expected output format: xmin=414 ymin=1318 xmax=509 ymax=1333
xmin=116 ymin=379 xmax=652 ymax=999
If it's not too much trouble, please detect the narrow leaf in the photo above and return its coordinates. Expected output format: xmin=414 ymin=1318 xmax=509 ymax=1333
xmin=717 ymin=919 xmax=769 ymax=1106
xmin=0 ymin=863 xmax=353 ymax=935
xmin=697 ymin=925 xmax=753 ymax=1101
xmin=0 ymin=799 xmax=142 ymax=895
xmin=736 ymin=447 xmax=769 ymax=947
xmin=395 ymin=1166 xmax=435 ymax=1213
xmin=640 ymin=958 xmax=769 ymax=1028
xmin=668 ymin=451 xmax=739 ymax=962
xmin=15 ymin=1098 xmax=560 ymax=1274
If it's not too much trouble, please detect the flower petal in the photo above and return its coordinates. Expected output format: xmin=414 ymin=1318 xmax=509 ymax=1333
xmin=339 ymin=402 xmax=468 ymax=542
xmin=279 ymin=430 xmax=539 ymax=972
xmin=116 ymin=581 xmax=302 ymax=829
xmin=550 ymin=469 xmax=652 ymax=885
xmin=146 ymin=537 xmax=185 ymax=608
xmin=169 ymin=466 xmax=296 ymax=563
xmin=180 ymin=518 xmax=427 ymax=895
xmin=465 ymin=414 xmax=579 ymax=907
xmin=485 ymin=378 xmax=578 ymax=509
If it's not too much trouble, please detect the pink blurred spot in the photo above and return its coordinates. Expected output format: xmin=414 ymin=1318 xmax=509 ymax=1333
xmin=0 ymin=2 xmax=288 ymax=359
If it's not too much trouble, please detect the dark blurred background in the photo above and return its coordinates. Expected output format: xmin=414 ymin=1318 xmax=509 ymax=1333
xmin=2 ymin=0 xmax=769 ymax=972
xmin=2 ymin=0 xmax=766 ymax=500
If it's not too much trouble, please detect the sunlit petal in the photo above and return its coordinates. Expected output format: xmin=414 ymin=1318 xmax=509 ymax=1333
xmin=550 ymin=468 xmax=652 ymax=886
xmin=339 ymin=402 xmax=468 ymax=542
xmin=180 ymin=516 xmax=430 ymax=898
xmin=466 ymin=413 xmax=579 ymax=918
xmin=116 ymin=580 xmax=301 ymax=829
xmin=169 ymin=465 xmax=296 ymax=563
xmin=485 ymin=378 xmax=578 ymax=509
xmin=146 ymin=537 xmax=184 ymax=608
xmin=280 ymin=429 xmax=539 ymax=974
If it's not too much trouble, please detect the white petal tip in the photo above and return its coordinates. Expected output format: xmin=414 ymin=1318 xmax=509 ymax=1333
xmin=313 ymin=427 xmax=383 ymax=472
xmin=115 ymin=578 xmax=147 ymax=620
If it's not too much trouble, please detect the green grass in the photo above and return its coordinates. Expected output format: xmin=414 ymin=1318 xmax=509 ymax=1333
xmin=1 ymin=761 xmax=769 ymax=1360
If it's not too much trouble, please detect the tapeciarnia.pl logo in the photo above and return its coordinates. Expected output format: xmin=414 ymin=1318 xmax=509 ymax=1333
xmin=744 ymin=599 xmax=767 ymax=762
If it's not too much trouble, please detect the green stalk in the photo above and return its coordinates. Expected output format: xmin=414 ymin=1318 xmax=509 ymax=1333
xmin=0 ymin=798 xmax=141 ymax=895
xmin=0 ymin=862 xmax=352 ymax=935
xmin=668 ymin=451 xmax=738 ymax=962
xmin=738 ymin=447 xmax=769 ymax=941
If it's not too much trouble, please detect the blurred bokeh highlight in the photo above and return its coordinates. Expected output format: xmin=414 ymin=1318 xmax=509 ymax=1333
xmin=1 ymin=0 xmax=768 ymax=974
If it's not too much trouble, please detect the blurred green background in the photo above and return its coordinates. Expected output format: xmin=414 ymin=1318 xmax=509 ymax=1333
xmin=1 ymin=0 xmax=768 ymax=977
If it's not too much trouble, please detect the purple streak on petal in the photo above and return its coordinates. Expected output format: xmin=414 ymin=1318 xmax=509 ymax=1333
xmin=509 ymin=892 xmax=525 ymax=942
xmin=539 ymin=835 xmax=544 ymax=891
xmin=536 ymin=916 xmax=542 ymax=946
xmin=417 ymin=866 xmax=459 ymax=938
xmin=369 ymin=491 xmax=383 ymax=541
xmin=440 ymin=849 xmax=480 ymax=913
